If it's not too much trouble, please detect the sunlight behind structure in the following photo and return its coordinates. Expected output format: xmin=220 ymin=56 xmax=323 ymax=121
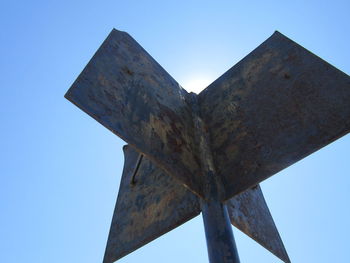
xmin=182 ymin=77 xmax=213 ymax=94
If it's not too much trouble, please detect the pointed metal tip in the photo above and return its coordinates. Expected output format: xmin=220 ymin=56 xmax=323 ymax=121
xmin=279 ymin=248 xmax=291 ymax=263
xmin=64 ymin=89 xmax=71 ymax=101
xmin=102 ymin=251 xmax=121 ymax=263
xmin=271 ymin=30 xmax=285 ymax=39
xmin=227 ymin=185 xmax=291 ymax=263
xmin=284 ymin=256 xmax=292 ymax=263
xmin=111 ymin=28 xmax=129 ymax=36
xmin=111 ymin=28 xmax=125 ymax=33
xmin=102 ymin=255 xmax=112 ymax=263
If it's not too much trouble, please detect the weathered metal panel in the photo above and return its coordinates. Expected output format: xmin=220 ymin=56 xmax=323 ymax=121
xmin=103 ymin=145 xmax=200 ymax=263
xmin=65 ymin=29 xmax=202 ymax=197
xmin=66 ymin=29 xmax=350 ymax=262
xmin=227 ymin=185 xmax=290 ymax=263
xmin=198 ymin=31 xmax=350 ymax=200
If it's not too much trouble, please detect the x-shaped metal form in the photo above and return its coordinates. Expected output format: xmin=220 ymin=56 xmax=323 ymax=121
xmin=65 ymin=29 xmax=350 ymax=263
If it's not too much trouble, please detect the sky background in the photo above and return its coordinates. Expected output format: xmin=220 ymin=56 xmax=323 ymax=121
xmin=1 ymin=1 xmax=350 ymax=262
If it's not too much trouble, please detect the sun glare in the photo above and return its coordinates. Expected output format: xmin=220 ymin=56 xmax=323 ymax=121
xmin=182 ymin=77 xmax=213 ymax=94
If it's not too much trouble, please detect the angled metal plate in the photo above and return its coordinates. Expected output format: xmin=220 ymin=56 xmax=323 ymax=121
xmin=104 ymin=145 xmax=200 ymax=263
xmin=65 ymin=29 xmax=202 ymax=197
xmin=227 ymin=185 xmax=290 ymax=263
xmin=198 ymin=31 xmax=350 ymax=200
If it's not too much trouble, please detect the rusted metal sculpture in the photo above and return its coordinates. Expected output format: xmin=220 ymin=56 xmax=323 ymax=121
xmin=65 ymin=29 xmax=350 ymax=263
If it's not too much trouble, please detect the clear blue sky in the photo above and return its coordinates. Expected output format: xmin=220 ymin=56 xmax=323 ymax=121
xmin=1 ymin=1 xmax=349 ymax=262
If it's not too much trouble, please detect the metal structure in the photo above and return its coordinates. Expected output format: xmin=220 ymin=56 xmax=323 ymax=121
xmin=65 ymin=29 xmax=350 ymax=263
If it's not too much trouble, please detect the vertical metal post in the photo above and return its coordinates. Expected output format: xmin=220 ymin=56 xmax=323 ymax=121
xmin=201 ymin=200 xmax=240 ymax=263
xmin=190 ymin=93 xmax=240 ymax=263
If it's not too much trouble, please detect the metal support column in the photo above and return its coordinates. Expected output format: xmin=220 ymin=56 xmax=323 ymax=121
xmin=201 ymin=200 xmax=240 ymax=263
xmin=190 ymin=92 xmax=240 ymax=263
